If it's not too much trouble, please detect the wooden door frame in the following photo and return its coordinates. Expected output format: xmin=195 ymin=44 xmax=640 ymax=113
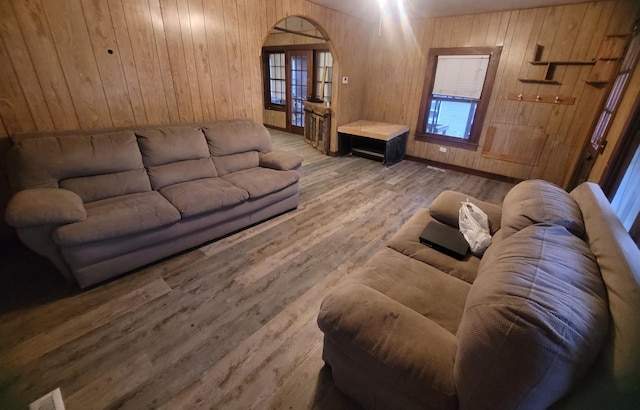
xmin=567 ymin=23 xmax=639 ymax=190
xmin=600 ymin=95 xmax=640 ymax=200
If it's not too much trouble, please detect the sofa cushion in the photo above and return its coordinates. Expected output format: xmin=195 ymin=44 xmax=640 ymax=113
xmin=318 ymin=282 xmax=460 ymax=410
xmin=455 ymin=224 xmax=609 ymax=410
xmin=159 ymin=178 xmax=249 ymax=218
xmin=5 ymin=188 xmax=86 ymax=228
xmin=53 ymin=192 xmax=181 ymax=246
xmin=353 ymin=247 xmax=472 ymax=334
xmin=501 ymin=179 xmax=584 ymax=239
xmin=222 ymin=168 xmax=299 ymax=199
xmin=7 ymin=131 xmax=142 ymax=190
xmin=563 ymin=183 xmax=640 ymax=406
xmin=60 ymin=169 xmax=151 ymax=203
xmin=387 ymin=209 xmax=481 ymax=284
xmin=212 ymin=152 xmax=260 ymax=176
xmin=203 ymin=119 xmax=271 ymax=156
xmin=429 ymin=190 xmax=502 ymax=235
xmin=259 ymin=151 xmax=303 ymax=171
xmin=135 ymin=126 xmax=209 ymax=167
xmin=147 ymin=158 xmax=218 ymax=190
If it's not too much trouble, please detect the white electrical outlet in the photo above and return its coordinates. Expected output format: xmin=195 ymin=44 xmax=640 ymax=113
xmin=342 ymin=76 xmax=349 ymax=84
xmin=439 ymin=146 xmax=447 ymax=153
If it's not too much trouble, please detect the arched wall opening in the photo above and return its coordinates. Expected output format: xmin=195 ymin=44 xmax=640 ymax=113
xmin=260 ymin=16 xmax=338 ymax=152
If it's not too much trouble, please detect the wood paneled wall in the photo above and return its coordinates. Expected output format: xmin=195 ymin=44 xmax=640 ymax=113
xmin=361 ymin=0 xmax=639 ymax=186
xmin=0 ymin=0 xmax=369 ymax=241
xmin=0 ymin=0 xmax=367 ymax=135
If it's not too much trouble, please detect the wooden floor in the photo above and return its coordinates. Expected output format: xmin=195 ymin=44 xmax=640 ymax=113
xmin=0 ymin=130 xmax=513 ymax=410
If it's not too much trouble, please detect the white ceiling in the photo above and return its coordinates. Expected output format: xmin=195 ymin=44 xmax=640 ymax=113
xmin=308 ymin=0 xmax=599 ymax=20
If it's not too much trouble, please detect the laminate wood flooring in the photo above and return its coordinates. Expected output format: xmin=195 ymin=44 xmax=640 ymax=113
xmin=0 ymin=130 xmax=513 ymax=409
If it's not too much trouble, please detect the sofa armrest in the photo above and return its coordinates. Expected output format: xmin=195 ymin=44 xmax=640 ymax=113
xmin=429 ymin=190 xmax=502 ymax=234
xmin=5 ymin=188 xmax=87 ymax=228
xmin=259 ymin=150 xmax=303 ymax=171
xmin=318 ymin=283 xmax=458 ymax=404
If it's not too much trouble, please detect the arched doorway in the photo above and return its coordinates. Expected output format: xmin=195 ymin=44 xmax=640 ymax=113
xmin=261 ymin=17 xmax=334 ymax=136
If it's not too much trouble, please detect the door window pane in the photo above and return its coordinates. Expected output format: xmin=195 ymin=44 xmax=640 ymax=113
xmin=290 ymin=55 xmax=307 ymax=127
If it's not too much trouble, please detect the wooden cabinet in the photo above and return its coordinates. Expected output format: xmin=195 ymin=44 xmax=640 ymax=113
xmin=303 ymin=101 xmax=332 ymax=154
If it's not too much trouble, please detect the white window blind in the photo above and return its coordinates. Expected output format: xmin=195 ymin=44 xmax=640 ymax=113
xmin=433 ymin=55 xmax=490 ymax=99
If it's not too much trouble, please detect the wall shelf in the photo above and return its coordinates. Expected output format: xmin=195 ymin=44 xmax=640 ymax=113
xmin=518 ymin=44 xmax=595 ymax=84
xmin=586 ymin=34 xmax=629 ymax=86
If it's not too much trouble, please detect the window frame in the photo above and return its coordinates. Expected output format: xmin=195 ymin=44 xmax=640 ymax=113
xmin=416 ymin=46 xmax=502 ymax=150
xmin=262 ymin=50 xmax=287 ymax=111
xmin=262 ymin=44 xmax=332 ymax=112
xmin=314 ymin=49 xmax=333 ymax=103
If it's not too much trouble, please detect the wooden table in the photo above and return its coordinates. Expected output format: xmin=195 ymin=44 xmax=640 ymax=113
xmin=338 ymin=120 xmax=410 ymax=166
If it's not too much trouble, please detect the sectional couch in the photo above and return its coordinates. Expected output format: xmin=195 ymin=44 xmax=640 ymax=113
xmin=318 ymin=180 xmax=640 ymax=409
xmin=4 ymin=119 xmax=302 ymax=288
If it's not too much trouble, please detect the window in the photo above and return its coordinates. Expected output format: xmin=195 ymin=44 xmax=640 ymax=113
xmin=315 ymin=51 xmax=333 ymax=103
xmin=416 ymin=47 xmax=502 ymax=149
xmin=264 ymin=51 xmax=286 ymax=109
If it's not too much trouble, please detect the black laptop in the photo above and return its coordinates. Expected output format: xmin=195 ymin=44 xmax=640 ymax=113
xmin=419 ymin=221 xmax=469 ymax=260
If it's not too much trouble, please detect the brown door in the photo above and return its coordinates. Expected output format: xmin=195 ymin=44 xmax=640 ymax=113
xmin=568 ymin=26 xmax=640 ymax=190
xmin=286 ymin=50 xmax=312 ymax=135
xmin=569 ymin=112 xmax=612 ymax=189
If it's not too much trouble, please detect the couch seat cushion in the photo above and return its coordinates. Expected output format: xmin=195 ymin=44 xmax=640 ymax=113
xmin=53 ymin=192 xmax=181 ymax=246
xmin=222 ymin=167 xmax=299 ymax=199
xmin=387 ymin=209 xmax=481 ymax=284
xmin=353 ymin=247 xmax=472 ymax=333
xmin=501 ymin=179 xmax=585 ymax=239
xmin=455 ymin=224 xmax=609 ymax=410
xmin=159 ymin=178 xmax=249 ymax=218
xmin=318 ymin=248 xmax=468 ymax=409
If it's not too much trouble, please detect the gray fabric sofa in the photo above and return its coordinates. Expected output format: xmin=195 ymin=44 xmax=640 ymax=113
xmin=318 ymin=180 xmax=640 ymax=409
xmin=4 ymin=119 xmax=302 ymax=288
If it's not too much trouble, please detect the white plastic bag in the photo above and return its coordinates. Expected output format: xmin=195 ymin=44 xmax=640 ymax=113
xmin=458 ymin=200 xmax=492 ymax=255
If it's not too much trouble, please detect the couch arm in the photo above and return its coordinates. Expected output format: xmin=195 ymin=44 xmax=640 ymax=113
xmin=5 ymin=188 xmax=87 ymax=228
xmin=318 ymin=283 xmax=458 ymax=406
xmin=259 ymin=150 xmax=303 ymax=171
xmin=429 ymin=190 xmax=502 ymax=234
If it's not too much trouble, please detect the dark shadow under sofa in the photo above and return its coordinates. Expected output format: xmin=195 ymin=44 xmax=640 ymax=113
xmin=4 ymin=119 xmax=302 ymax=288
xmin=318 ymin=179 xmax=640 ymax=409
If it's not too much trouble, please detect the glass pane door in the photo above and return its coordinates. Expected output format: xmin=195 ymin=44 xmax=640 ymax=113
xmin=288 ymin=50 xmax=311 ymax=135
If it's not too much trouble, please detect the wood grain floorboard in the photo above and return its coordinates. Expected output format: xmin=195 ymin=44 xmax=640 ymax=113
xmin=0 ymin=130 xmax=513 ymax=409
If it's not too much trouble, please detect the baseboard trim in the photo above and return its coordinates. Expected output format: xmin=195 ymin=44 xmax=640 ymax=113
xmin=264 ymin=124 xmax=288 ymax=132
xmin=405 ymin=155 xmax=523 ymax=184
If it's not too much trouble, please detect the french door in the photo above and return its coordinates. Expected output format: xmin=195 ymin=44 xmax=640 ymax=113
xmin=287 ymin=50 xmax=312 ymax=135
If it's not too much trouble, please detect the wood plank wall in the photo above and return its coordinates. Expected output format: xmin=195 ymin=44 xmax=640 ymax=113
xmin=0 ymin=0 xmax=369 ymax=242
xmin=361 ymin=0 xmax=639 ymax=186
xmin=0 ymin=0 xmax=367 ymax=136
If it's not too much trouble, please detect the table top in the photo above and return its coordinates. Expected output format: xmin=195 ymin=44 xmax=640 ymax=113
xmin=337 ymin=120 xmax=409 ymax=141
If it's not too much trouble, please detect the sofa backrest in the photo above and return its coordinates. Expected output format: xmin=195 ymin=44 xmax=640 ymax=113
xmin=202 ymin=119 xmax=272 ymax=176
xmin=553 ymin=182 xmax=640 ymax=408
xmin=455 ymin=222 xmax=609 ymax=410
xmin=6 ymin=131 xmax=151 ymax=203
xmin=500 ymin=179 xmax=585 ymax=239
xmin=135 ymin=126 xmax=217 ymax=190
